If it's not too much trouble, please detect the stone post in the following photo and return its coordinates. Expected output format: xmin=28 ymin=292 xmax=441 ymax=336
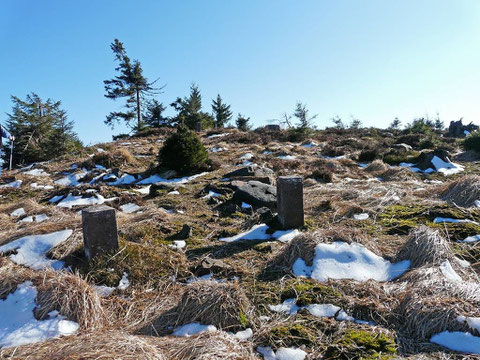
xmin=82 ymin=205 xmax=118 ymax=259
xmin=195 ymin=121 xmax=202 ymax=132
xmin=277 ymin=176 xmax=304 ymax=229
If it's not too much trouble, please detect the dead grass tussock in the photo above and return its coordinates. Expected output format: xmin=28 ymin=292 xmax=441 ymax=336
xmin=365 ymin=160 xmax=388 ymax=173
xmin=83 ymin=148 xmax=137 ymax=169
xmin=441 ymin=175 xmax=480 ymax=208
xmin=270 ymin=232 xmax=318 ymax=270
xmin=0 ymin=331 xmax=167 ymax=360
xmin=174 ymin=281 xmax=252 ymax=331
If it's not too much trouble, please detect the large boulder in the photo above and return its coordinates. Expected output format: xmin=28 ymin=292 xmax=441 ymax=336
xmin=224 ymin=166 xmax=275 ymax=185
xmin=415 ymin=149 xmax=450 ymax=171
xmin=447 ymin=119 xmax=479 ymax=138
xmin=232 ymin=180 xmax=277 ymax=209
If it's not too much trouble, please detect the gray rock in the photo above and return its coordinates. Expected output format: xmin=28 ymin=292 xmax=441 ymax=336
xmin=277 ymin=176 xmax=304 ymax=229
xmin=171 ymin=224 xmax=192 ymax=240
xmin=233 ymin=180 xmax=277 ymax=209
xmin=82 ymin=205 xmax=118 ymax=259
xmin=392 ymin=143 xmax=413 ymax=152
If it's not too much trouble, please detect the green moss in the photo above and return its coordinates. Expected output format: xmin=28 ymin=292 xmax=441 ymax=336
xmin=325 ymin=329 xmax=396 ymax=360
xmin=269 ymin=323 xmax=316 ymax=347
xmin=281 ymin=279 xmax=342 ymax=307
xmin=238 ymin=312 xmax=249 ymax=327
xmin=382 ymin=151 xmax=420 ymax=165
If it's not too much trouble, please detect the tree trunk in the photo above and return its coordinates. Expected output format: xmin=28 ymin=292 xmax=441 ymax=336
xmin=136 ymin=88 xmax=142 ymax=131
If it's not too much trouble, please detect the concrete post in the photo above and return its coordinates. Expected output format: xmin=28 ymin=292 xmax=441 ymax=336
xmin=195 ymin=121 xmax=202 ymax=132
xmin=277 ymin=176 xmax=304 ymax=229
xmin=82 ymin=205 xmax=118 ymax=259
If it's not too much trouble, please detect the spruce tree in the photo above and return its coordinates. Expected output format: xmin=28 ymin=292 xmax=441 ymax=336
xmin=144 ymin=99 xmax=167 ymax=128
xmin=170 ymin=84 xmax=214 ymax=129
xmin=389 ymin=117 xmax=401 ymax=130
xmin=3 ymin=93 xmax=81 ymax=167
xmin=104 ymin=39 xmax=162 ymax=132
xmin=293 ymin=102 xmax=317 ymax=130
xmin=211 ymin=94 xmax=232 ymax=128
xmin=236 ymin=113 xmax=251 ymax=131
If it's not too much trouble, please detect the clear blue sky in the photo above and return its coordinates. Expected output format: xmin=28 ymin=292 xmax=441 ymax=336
xmin=1 ymin=1 xmax=479 ymax=144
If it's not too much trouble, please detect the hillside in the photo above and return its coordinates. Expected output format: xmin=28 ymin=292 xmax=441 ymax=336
xmin=1 ymin=127 xmax=480 ymax=359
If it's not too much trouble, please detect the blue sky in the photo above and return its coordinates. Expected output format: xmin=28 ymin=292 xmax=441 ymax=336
xmin=1 ymin=1 xmax=479 ymax=144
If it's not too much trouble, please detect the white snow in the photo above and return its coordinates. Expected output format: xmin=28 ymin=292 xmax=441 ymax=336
xmin=459 ymin=235 xmax=480 ymax=243
xmin=54 ymin=171 xmax=87 ymax=186
xmin=19 ymin=214 xmax=48 ymax=223
xmin=457 ymin=315 xmax=480 ymax=333
xmin=431 ymin=331 xmax=480 ymax=354
xmin=0 ymin=281 xmax=79 ymax=348
xmin=57 ymin=194 xmax=108 ymax=208
xmin=305 ymin=304 xmax=341 ymax=318
xmin=433 ymin=217 xmax=478 ymax=225
xmin=168 ymin=190 xmax=180 ymax=195
xmin=240 ymin=153 xmax=254 ymax=160
xmin=207 ymin=132 xmax=231 ymax=139
xmin=263 ymin=150 xmax=273 ymax=155
xmin=277 ymin=155 xmax=297 ymax=160
xmin=440 ymin=260 xmax=462 ymax=282
xmin=257 ymin=346 xmax=307 ymax=360
xmin=24 ymin=168 xmax=49 ymax=177
xmin=292 ymin=241 xmax=410 ymax=282
xmin=241 ymin=202 xmax=252 ymax=209
xmin=117 ymin=272 xmax=130 ymax=290
xmin=0 ymin=180 xmax=22 ymax=188
xmin=302 ymin=141 xmax=317 ymax=148
xmin=172 ymin=322 xmax=217 ymax=337
xmin=202 ymin=190 xmax=221 ymax=199
xmin=209 ymin=147 xmax=227 ymax=152
xmin=48 ymin=195 xmax=64 ymax=203
xmin=431 ymin=156 xmax=464 ymax=176
xmin=219 ymin=224 xmax=300 ymax=243
xmin=135 ymin=185 xmax=151 ymax=195
xmin=0 ymin=229 xmax=73 ymax=270
xmin=92 ymin=285 xmax=115 ymax=297
xmin=169 ymin=240 xmax=186 ymax=250
xmin=109 ymin=174 xmax=137 ymax=186
xmin=269 ymin=298 xmax=300 ymax=315
xmin=233 ymin=328 xmax=253 ymax=340
xmin=10 ymin=208 xmax=26 ymax=217
xmin=353 ymin=213 xmax=369 ymax=221
xmin=137 ymin=172 xmax=208 ymax=185
xmin=120 ymin=203 xmax=140 ymax=213
xmin=30 ymin=183 xmax=54 ymax=190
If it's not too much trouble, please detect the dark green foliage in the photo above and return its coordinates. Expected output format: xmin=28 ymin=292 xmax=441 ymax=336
xmin=349 ymin=116 xmax=362 ymax=129
xmin=211 ymin=94 xmax=233 ymax=128
xmin=170 ymin=84 xmax=214 ymax=129
xmin=358 ymin=149 xmax=379 ymax=162
xmin=294 ymin=102 xmax=317 ymax=131
xmin=418 ymin=135 xmax=438 ymax=150
xmin=104 ymin=39 xmax=162 ymax=132
xmin=311 ymin=168 xmax=333 ymax=183
xmin=404 ymin=117 xmax=435 ymax=134
xmin=158 ymin=125 xmax=209 ymax=174
xmin=236 ymin=113 xmax=251 ymax=132
xmin=389 ymin=117 xmax=401 ymax=130
xmin=3 ymin=93 xmax=82 ymax=167
xmin=143 ymin=99 xmax=167 ymax=128
xmin=331 ymin=115 xmax=345 ymax=129
xmin=464 ymin=131 xmax=480 ymax=153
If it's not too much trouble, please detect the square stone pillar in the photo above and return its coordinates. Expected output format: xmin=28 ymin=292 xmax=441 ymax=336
xmin=82 ymin=205 xmax=118 ymax=259
xmin=277 ymin=176 xmax=304 ymax=229
xmin=195 ymin=121 xmax=202 ymax=132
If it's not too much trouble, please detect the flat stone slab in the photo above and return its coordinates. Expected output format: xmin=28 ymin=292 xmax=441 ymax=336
xmin=233 ymin=180 xmax=277 ymax=209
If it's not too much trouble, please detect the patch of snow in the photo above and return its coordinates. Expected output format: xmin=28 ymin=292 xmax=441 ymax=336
xmin=0 ymin=282 xmax=79 ymax=348
xmin=321 ymin=155 xmax=345 ymax=160
xmin=92 ymin=285 xmax=115 ymax=297
xmin=302 ymin=141 xmax=317 ymax=148
xmin=117 ymin=272 xmax=130 ymax=290
xmin=263 ymin=150 xmax=273 ymax=155
xmin=269 ymin=298 xmax=300 ymax=315
xmin=19 ymin=214 xmax=48 ymax=223
xmin=97 ymin=148 xmax=105 ymax=153
xmin=135 ymin=185 xmax=151 ymax=195
xmin=459 ymin=235 xmax=480 ymax=243
xmin=207 ymin=132 xmax=231 ymax=139
xmin=475 ymin=200 xmax=480 ymax=208
xmin=305 ymin=304 xmax=341 ymax=318
xmin=0 ymin=180 xmax=22 ymax=188
xmin=457 ymin=316 xmax=480 ymax=333
xmin=168 ymin=190 xmax=180 ymax=195
xmin=440 ymin=260 xmax=462 ymax=282
xmin=137 ymin=172 xmax=208 ymax=185
xmin=30 ymin=183 xmax=54 ymax=190
xmin=169 ymin=240 xmax=186 ymax=249
xmin=431 ymin=156 xmax=464 ymax=176
xmin=57 ymin=193 xmax=107 ymax=208
xmin=241 ymin=202 xmax=252 ymax=209
xmin=120 ymin=203 xmax=140 ymax=213
xmin=219 ymin=224 xmax=300 ymax=243
xmin=10 ymin=208 xmax=26 ymax=217
xmin=431 ymin=331 xmax=480 ymax=354
xmin=433 ymin=217 xmax=478 ymax=225
xmin=240 ymin=153 xmax=254 ymax=160
xmin=48 ymin=195 xmax=64 ymax=203
xmin=109 ymin=174 xmax=137 ymax=186
xmin=277 ymin=155 xmax=297 ymax=160
xmin=172 ymin=323 xmax=217 ymax=337
xmin=353 ymin=213 xmax=369 ymax=221
xmin=292 ymin=241 xmax=410 ymax=282
xmin=24 ymin=168 xmax=49 ymax=177
xmin=257 ymin=346 xmax=307 ymax=360
xmin=54 ymin=171 xmax=87 ymax=186
xmin=209 ymin=147 xmax=227 ymax=152
xmin=202 ymin=190 xmax=221 ymax=199
xmin=0 ymin=230 xmax=73 ymax=270
xmin=233 ymin=328 xmax=253 ymax=340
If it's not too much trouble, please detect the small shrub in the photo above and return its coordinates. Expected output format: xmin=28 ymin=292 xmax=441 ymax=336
xmin=358 ymin=149 xmax=378 ymax=162
xmin=158 ymin=125 xmax=210 ymax=174
xmin=464 ymin=131 xmax=480 ymax=153
xmin=311 ymin=168 xmax=333 ymax=183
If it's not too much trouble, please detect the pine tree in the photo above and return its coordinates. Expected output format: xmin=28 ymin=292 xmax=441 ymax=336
xmin=3 ymin=93 xmax=81 ymax=167
xmin=293 ymin=102 xmax=317 ymax=130
xmin=104 ymin=39 xmax=162 ymax=132
xmin=434 ymin=113 xmax=444 ymax=130
xmin=236 ymin=113 xmax=251 ymax=131
xmin=349 ymin=116 xmax=362 ymax=129
xmin=211 ymin=94 xmax=232 ymax=128
xmin=144 ymin=99 xmax=167 ymax=128
xmin=170 ymin=84 xmax=214 ymax=129
xmin=331 ymin=115 xmax=344 ymax=129
xmin=389 ymin=117 xmax=401 ymax=130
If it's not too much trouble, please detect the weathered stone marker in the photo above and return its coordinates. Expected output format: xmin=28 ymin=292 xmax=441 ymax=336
xmin=82 ymin=205 xmax=118 ymax=259
xmin=277 ymin=176 xmax=304 ymax=229
xmin=195 ymin=121 xmax=202 ymax=132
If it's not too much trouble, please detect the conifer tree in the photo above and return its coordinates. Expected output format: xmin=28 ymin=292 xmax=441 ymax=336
xmin=104 ymin=39 xmax=162 ymax=132
xmin=2 ymin=93 xmax=81 ymax=166
xmin=389 ymin=117 xmax=402 ymax=130
xmin=170 ymin=84 xmax=214 ymax=129
xmin=144 ymin=99 xmax=167 ymax=128
xmin=293 ymin=102 xmax=317 ymax=130
xmin=211 ymin=94 xmax=232 ymax=128
xmin=236 ymin=113 xmax=251 ymax=131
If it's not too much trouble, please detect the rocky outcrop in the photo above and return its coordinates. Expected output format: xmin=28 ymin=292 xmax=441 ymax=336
xmin=447 ymin=119 xmax=479 ymax=138
xmin=231 ymin=180 xmax=277 ymax=209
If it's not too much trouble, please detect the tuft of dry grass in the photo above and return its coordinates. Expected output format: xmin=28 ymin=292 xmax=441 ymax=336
xmin=83 ymin=148 xmax=137 ymax=169
xmin=270 ymin=233 xmax=318 ymax=270
xmin=397 ymin=226 xmax=452 ymax=268
xmin=365 ymin=160 xmax=388 ymax=173
xmin=441 ymin=175 xmax=480 ymax=208
xmin=381 ymin=167 xmax=417 ymax=182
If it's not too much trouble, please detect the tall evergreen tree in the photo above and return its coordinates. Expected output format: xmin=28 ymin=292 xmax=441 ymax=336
xmin=104 ymin=39 xmax=162 ymax=132
xmin=211 ymin=94 xmax=232 ymax=128
xmin=293 ymin=102 xmax=317 ymax=130
xmin=170 ymin=84 xmax=214 ymax=129
xmin=143 ymin=99 xmax=167 ymax=128
xmin=389 ymin=117 xmax=402 ymax=130
xmin=2 ymin=93 xmax=81 ymax=167
xmin=236 ymin=113 xmax=251 ymax=132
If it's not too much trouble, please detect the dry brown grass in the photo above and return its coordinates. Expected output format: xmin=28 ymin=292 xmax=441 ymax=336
xmin=381 ymin=167 xmax=417 ymax=182
xmin=365 ymin=160 xmax=388 ymax=173
xmin=441 ymin=175 xmax=480 ymax=208
xmin=82 ymin=148 xmax=137 ymax=169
